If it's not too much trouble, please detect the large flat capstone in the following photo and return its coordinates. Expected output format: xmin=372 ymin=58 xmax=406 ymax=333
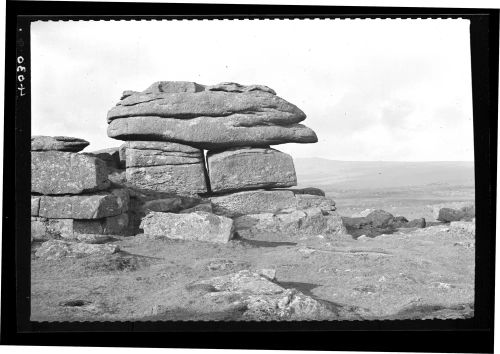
xmin=32 ymin=151 xmax=110 ymax=195
xmin=106 ymin=81 xmax=317 ymax=149
xmin=207 ymin=147 xmax=297 ymax=193
xmin=140 ymin=211 xmax=234 ymax=243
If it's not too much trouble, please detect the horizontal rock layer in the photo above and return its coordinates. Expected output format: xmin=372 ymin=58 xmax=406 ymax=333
xmin=126 ymin=165 xmax=208 ymax=195
xmin=31 ymin=136 xmax=89 ymax=152
xmin=32 ymin=151 xmax=110 ymax=195
xmin=140 ymin=211 xmax=234 ymax=244
xmin=207 ymin=147 xmax=297 ymax=193
xmin=107 ymin=117 xmax=317 ymax=149
xmin=107 ymin=82 xmax=304 ymax=124
xmin=234 ymin=207 xmax=346 ymax=239
xmin=125 ymin=141 xmax=204 ymax=167
xmin=37 ymin=189 xmax=129 ymax=219
xmin=210 ymin=189 xmax=335 ymax=218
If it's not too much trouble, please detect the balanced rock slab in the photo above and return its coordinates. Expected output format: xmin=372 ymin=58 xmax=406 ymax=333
xmin=107 ymin=82 xmax=304 ymax=123
xmin=108 ymin=117 xmax=317 ymax=150
xmin=32 ymin=151 xmax=110 ymax=195
xmin=38 ymin=189 xmax=129 ymax=219
xmin=106 ymin=81 xmax=317 ymax=149
xmin=140 ymin=211 xmax=234 ymax=243
xmin=207 ymin=147 xmax=297 ymax=193
xmin=124 ymin=141 xmax=208 ymax=195
xmin=31 ymin=136 xmax=89 ymax=152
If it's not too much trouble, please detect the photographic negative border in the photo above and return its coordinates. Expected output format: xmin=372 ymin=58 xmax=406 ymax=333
xmin=2 ymin=1 xmax=497 ymax=352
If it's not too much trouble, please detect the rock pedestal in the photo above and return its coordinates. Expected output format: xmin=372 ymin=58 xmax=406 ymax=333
xmin=31 ymin=138 xmax=131 ymax=242
xmin=207 ymin=147 xmax=297 ymax=193
xmin=124 ymin=141 xmax=208 ymax=195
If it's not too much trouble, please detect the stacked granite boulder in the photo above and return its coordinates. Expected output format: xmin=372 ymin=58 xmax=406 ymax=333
xmin=31 ymin=136 xmax=131 ymax=243
xmin=106 ymin=81 xmax=346 ymax=241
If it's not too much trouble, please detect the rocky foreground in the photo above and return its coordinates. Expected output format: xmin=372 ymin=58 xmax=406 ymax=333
xmin=31 ymin=221 xmax=474 ymax=321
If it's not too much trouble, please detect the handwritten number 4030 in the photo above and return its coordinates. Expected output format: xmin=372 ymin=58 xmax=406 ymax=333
xmin=17 ymin=56 xmax=26 ymax=96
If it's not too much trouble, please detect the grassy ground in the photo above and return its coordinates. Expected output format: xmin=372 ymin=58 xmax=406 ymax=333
xmin=31 ymin=223 xmax=474 ymax=321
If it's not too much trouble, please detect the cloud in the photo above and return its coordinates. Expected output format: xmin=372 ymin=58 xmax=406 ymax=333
xmin=31 ymin=19 xmax=473 ymax=160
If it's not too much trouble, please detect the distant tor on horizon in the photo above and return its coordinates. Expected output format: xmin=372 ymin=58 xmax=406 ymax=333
xmin=293 ymin=157 xmax=475 ymax=190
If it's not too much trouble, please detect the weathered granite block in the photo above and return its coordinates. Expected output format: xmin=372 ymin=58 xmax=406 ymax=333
xmin=32 ymin=151 xmax=110 ymax=195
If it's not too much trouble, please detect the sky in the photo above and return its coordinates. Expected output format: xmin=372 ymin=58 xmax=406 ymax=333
xmin=31 ymin=19 xmax=474 ymax=161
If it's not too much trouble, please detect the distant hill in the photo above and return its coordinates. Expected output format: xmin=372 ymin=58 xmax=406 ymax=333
xmin=294 ymin=158 xmax=475 ymax=191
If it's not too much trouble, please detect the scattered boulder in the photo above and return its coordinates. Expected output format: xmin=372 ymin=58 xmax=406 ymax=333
xmin=437 ymin=207 xmax=475 ymax=222
xmin=35 ymin=240 xmax=119 ymax=260
xmin=38 ymin=188 xmax=129 ymax=219
xmin=431 ymin=202 xmax=475 ymax=222
xmin=140 ymin=211 xmax=234 ymax=243
xmin=207 ymin=147 xmax=297 ymax=193
xmin=406 ymin=218 xmax=426 ymax=228
xmin=189 ymin=270 xmax=335 ymax=320
xmin=31 ymin=136 xmax=89 ymax=152
xmin=32 ymin=151 xmax=110 ymax=195
xmin=364 ymin=210 xmax=395 ymax=228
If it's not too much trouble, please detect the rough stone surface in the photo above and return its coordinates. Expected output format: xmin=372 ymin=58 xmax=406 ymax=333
xmin=207 ymin=147 xmax=297 ymax=193
xmin=406 ymin=218 xmax=426 ymax=228
xmin=108 ymin=117 xmax=317 ymax=150
xmin=75 ymin=234 xmax=113 ymax=244
xmin=364 ymin=210 xmax=395 ymax=228
xmin=191 ymin=270 xmax=334 ymax=320
xmin=211 ymin=190 xmax=296 ymax=218
xmin=140 ymin=211 xmax=234 ymax=243
xmin=31 ymin=136 xmax=89 ymax=152
xmin=294 ymin=194 xmax=336 ymax=212
xmin=179 ymin=202 xmax=213 ymax=214
xmin=450 ymin=221 xmax=475 ymax=235
xmin=32 ymin=151 xmax=110 ymax=195
xmin=107 ymin=82 xmax=305 ymax=124
xmin=35 ymin=240 xmax=119 ymax=260
xmin=73 ymin=214 xmax=131 ymax=236
xmin=31 ymin=217 xmax=73 ymax=241
xmin=437 ymin=206 xmax=475 ymax=222
xmin=287 ymin=187 xmax=325 ymax=196
xmin=234 ymin=208 xmax=347 ymax=239
xmin=431 ymin=202 xmax=475 ymax=221
xmin=38 ymin=189 xmax=129 ymax=219
xmin=32 ymin=196 xmax=41 ymax=216
xmin=126 ymin=165 xmax=208 ymax=195
xmin=127 ymin=189 xmax=203 ymax=233
xmin=125 ymin=141 xmax=204 ymax=167
xmin=85 ymin=147 xmax=124 ymax=169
